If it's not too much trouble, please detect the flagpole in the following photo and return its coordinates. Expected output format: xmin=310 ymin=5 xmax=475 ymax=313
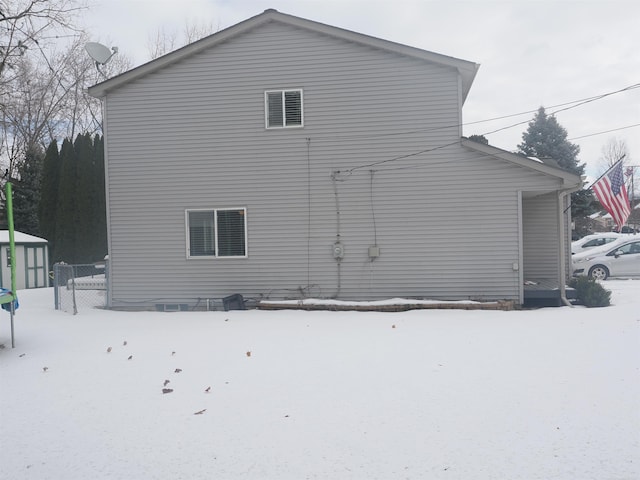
xmin=630 ymin=165 xmax=637 ymax=230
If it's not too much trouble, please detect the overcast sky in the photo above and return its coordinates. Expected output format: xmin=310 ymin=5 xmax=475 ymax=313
xmin=82 ymin=0 xmax=640 ymax=182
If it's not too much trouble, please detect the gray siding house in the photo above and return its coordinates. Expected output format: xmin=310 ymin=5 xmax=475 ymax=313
xmin=88 ymin=9 xmax=582 ymax=309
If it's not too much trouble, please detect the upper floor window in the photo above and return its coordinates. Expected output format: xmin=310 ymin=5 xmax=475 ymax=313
xmin=265 ymin=89 xmax=303 ymax=128
xmin=186 ymin=208 xmax=247 ymax=258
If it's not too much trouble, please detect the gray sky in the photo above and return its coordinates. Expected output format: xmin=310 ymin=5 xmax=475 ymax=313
xmin=82 ymin=0 xmax=640 ymax=182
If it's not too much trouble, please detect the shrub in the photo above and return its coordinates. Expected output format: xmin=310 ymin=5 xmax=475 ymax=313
xmin=569 ymin=276 xmax=612 ymax=307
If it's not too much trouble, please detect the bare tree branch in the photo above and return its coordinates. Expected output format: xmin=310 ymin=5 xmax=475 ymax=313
xmin=147 ymin=19 xmax=216 ymax=60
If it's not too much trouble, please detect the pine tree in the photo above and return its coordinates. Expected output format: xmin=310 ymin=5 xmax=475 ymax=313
xmin=39 ymin=140 xmax=62 ymax=265
xmin=74 ymin=133 xmax=94 ymax=263
xmin=468 ymin=134 xmax=489 ymax=145
xmin=13 ymin=146 xmax=44 ymax=236
xmin=92 ymin=135 xmax=108 ymax=259
xmin=38 ymin=134 xmax=108 ymax=266
xmin=518 ymin=107 xmax=584 ymax=175
xmin=54 ymin=138 xmax=78 ymax=263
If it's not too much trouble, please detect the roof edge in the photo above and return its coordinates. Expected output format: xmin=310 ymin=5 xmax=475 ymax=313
xmin=88 ymin=9 xmax=479 ymax=99
xmin=461 ymin=137 xmax=583 ymax=187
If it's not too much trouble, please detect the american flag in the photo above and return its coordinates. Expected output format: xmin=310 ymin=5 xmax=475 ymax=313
xmin=592 ymin=160 xmax=631 ymax=231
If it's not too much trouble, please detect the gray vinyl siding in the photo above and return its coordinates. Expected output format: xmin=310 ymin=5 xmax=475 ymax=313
xmin=522 ymin=193 xmax=560 ymax=280
xmin=101 ymin=22 xmax=566 ymax=308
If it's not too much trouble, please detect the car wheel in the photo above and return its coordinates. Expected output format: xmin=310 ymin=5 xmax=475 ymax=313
xmin=588 ymin=265 xmax=609 ymax=280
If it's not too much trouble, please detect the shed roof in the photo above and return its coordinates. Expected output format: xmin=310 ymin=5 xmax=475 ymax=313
xmin=0 ymin=231 xmax=48 ymax=244
xmin=88 ymin=9 xmax=480 ymax=102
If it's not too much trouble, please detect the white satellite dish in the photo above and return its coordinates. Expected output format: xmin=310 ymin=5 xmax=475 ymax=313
xmin=85 ymin=42 xmax=118 ymax=78
xmin=85 ymin=42 xmax=117 ymax=64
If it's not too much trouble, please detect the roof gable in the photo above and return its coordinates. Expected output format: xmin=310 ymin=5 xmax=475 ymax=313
xmin=88 ymin=9 xmax=479 ymax=101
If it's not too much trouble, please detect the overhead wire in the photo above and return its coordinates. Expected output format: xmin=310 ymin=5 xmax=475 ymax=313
xmin=337 ymin=141 xmax=460 ymax=175
xmin=569 ymin=123 xmax=640 ymax=141
xmin=477 ymin=82 xmax=640 ymax=137
xmin=307 ymin=81 xmax=640 ymax=143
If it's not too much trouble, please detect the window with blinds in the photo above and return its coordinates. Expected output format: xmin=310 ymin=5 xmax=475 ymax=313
xmin=265 ymin=89 xmax=303 ymax=128
xmin=186 ymin=208 xmax=247 ymax=258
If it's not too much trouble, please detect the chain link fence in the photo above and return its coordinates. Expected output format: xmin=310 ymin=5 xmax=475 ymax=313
xmin=53 ymin=263 xmax=107 ymax=314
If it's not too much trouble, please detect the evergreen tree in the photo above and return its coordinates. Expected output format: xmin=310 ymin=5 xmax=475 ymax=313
xmin=92 ymin=135 xmax=108 ymax=259
xmin=468 ymin=134 xmax=489 ymax=145
xmin=74 ymin=133 xmax=95 ymax=263
xmin=38 ymin=134 xmax=108 ymax=266
xmin=39 ymin=140 xmax=62 ymax=265
xmin=518 ymin=107 xmax=597 ymax=233
xmin=13 ymin=146 xmax=44 ymax=236
xmin=518 ymin=107 xmax=584 ymax=175
xmin=54 ymin=138 xmax=78 ymax=263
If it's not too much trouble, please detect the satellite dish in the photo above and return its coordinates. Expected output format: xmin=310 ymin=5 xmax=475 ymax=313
xmin=85 ymin=42 xmax=118 ymax=78
xmin=85 ymin=42 xmax=117 ymax=64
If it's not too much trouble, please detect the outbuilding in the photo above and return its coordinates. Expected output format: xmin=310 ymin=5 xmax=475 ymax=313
xmin=0 ymin=231 xmax=49 ymax=290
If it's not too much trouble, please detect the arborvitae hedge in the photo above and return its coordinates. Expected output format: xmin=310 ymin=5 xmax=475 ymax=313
xmin=35 ymin=134 xmax=107 ymax=266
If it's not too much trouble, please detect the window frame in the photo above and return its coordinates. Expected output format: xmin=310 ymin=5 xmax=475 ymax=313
xmin=265 ymin=89 xmax=304 ymax=129
xmin=185 ymin=207 xmax=248 ymax=259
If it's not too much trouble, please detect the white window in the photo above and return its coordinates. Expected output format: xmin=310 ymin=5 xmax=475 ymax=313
xmin=265 ymin=89 xmax=303 ymax=128
xmin=186 ymin=208 xmax=247 ymax=258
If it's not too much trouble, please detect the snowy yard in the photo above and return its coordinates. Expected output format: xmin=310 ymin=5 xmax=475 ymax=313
xmin=1 ymin=281 xmax=639 ymax=480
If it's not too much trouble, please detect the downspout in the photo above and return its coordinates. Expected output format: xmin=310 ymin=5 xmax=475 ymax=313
xmin=558 ymin=183 xmax=583 ymax=307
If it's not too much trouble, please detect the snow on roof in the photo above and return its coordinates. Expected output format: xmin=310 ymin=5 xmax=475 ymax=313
xmin=0 ymin=230 xmax=48 ymax=243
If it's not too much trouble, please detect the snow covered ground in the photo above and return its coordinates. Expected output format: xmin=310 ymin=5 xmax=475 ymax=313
xmin=1 ymin=280 xmax=639 ymax=480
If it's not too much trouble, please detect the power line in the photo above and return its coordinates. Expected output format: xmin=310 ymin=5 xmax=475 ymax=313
xmin=478 ymin=82 xmax=640 ymax=138
xmin=330 ymin=82 xmax=640 ymax=175
xmin=569 ymin=123 xmax=640 ymax=141
xmin=339 ymin=141 xmax=459 ymax=175
xmin=310 ymin=81 xmax=640 ymax=143
xmin=465 ymin=84 xmax=640 ymax=127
